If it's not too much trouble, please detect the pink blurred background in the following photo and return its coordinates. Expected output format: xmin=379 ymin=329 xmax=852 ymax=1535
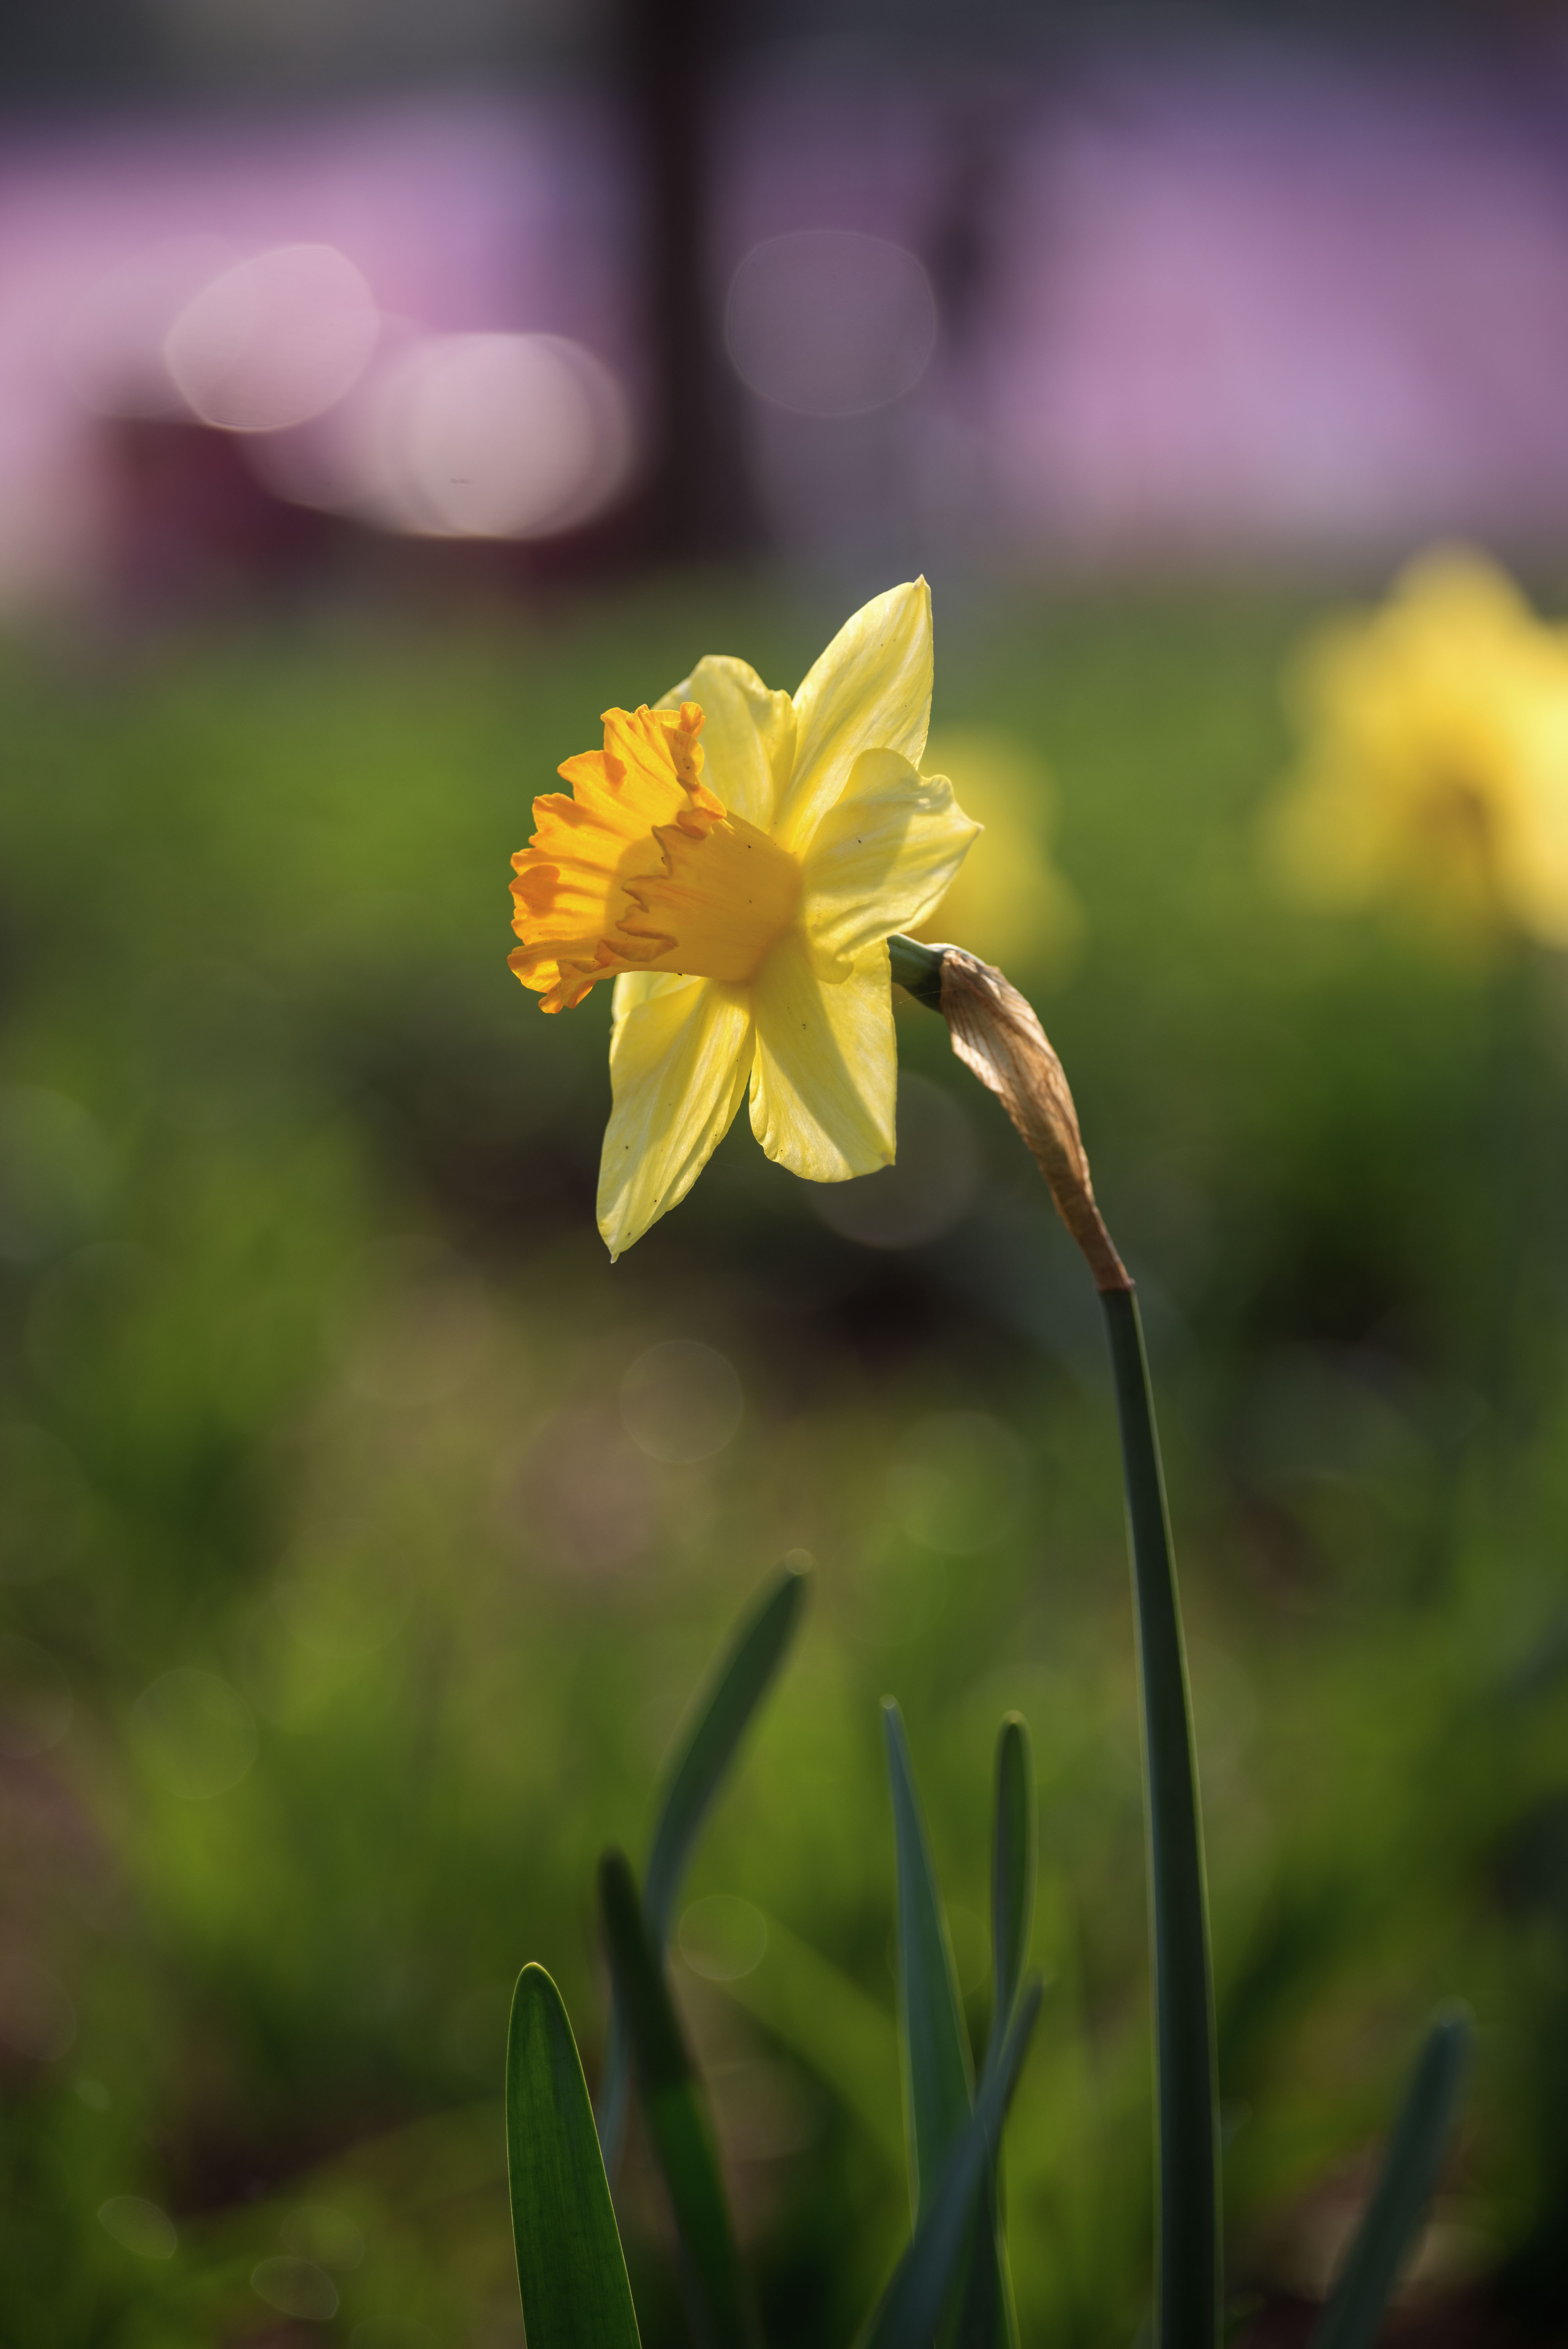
xmin=3 ymin=34 xmax=1568 ymax=604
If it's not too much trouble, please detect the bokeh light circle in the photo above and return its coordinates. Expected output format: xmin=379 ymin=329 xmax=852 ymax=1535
xmin=679 ymin=1894 xmax=769 ymax=1981
xmin=887 ymin=1411 xmax=1028 ymax=1554
xmin=621 ymin=1340 xmax=743 ymax=1464
xmin=98 ymin=2195 xmax=176 ymax=2260
xmin=725 ymin=230 xmax=938 ymax=416
xmin=280 ymin=2203 xmax=365 ymax=2269
xmin=252 ymin=2255 xmax=339 ymax=2320
xmin=382 ymin=331 xmax=633 ymax=538
xmin=811 ymin=1073 xmax=979 ymax=1249
xmin=255 ymin=330 xmax=634 ymax=540
xmin=164 ymin=243 xmax=379 ymax=433
xmin=132 ymin=1666 xmax=258 ymax=1799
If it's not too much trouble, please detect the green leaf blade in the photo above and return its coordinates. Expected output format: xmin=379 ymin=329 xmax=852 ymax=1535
xmin=861 ymin=1976 xmax=1044 ymax=2349
xmin=1311 ymin=2005 xmax=1474 ymax=2349
xmin=645 ymin=1559 xmax=810 ymax=1943
xmin=599 ymin=1559 xmax=810 ymax=2167
xmin=988 ymin=1713 xmax=1036 ymax=2072
xmin=959 ymin=1713 xmax=1035 ymax=2349
xmin=884 ymin=1699 xmax=1017 ymax=2347
xmin=505 ymin=1964 xmax=642 ymax=2349
xmin=882 ymin=1697 xmax=974 ymax=2212
xmin=599 ymin=1850 xmax=759 ymax=2349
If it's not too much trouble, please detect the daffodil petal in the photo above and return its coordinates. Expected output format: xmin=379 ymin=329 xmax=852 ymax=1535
xmin=748 ymin=932 xmax=895 ymax=1181
xmin=598 ymin=977 xmax=754 ymax=1257
xmin=656 ymin=655 xmax=795 ymax=829
xmin=1499 ymin=743 xmax=1568 ymax=945
xmin=610 ymin=968 xmax=695 ymax=1044
xmin=776 ymin=580 xmax=934 ymax=856
xmin=801 ymin=747 xmax=980 ymax=972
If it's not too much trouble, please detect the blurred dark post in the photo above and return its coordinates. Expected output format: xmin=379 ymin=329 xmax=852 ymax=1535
xmin=624 ymin=0 xmax=759 ymax=559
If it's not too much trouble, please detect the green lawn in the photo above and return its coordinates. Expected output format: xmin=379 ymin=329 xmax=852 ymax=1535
xmin=2 ymin=576 xmax=1566 ymax=2346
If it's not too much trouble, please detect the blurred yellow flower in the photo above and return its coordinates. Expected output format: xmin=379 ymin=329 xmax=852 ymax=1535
xmin=911 ymin=729 xmax=1083 ymax=976
xmin=1268 ymin=548 xmax=1568 ymax=947
xmin=510 ymin=580 xmax=978 ymax=1257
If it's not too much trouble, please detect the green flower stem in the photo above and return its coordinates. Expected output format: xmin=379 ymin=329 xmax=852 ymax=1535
xmin=1101 ymin=1285 xmax=1219 ymax=2349
xmin=888 ymin=931 xmax=948 ymax=1010
xmin=892 ymin=929 xmax=1220 ymax=2347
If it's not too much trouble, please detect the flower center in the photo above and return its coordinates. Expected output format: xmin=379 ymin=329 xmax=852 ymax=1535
xmin=509 ymin=700 xmax=802 ymax=1011
xmin=623 ymin=809 xmax=802 ymax=984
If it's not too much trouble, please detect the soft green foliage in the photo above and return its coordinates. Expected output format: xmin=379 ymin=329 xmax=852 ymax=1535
xmin=0 ymin=580 xmax=1563 ymax=2345
xmin=1311 ymin=2007 xmax=1474 ymax=2349
xmin=510 ymin=1500 xmax=1460 ymax=2349
xmin=503 ymin=1640 xmax=1047 ymax=2348
xmin=502 ymin=1392 xmax=1457 ymax=2349
xmin=506 ymin=1964 xmax=642 ymax=2349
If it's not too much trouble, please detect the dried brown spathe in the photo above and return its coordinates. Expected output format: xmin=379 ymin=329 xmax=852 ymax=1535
xmin=935 ymin=947 xmax=1131 ymax=1293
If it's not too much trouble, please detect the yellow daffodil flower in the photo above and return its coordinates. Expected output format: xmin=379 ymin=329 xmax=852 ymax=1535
xmin=1268 ymin=548 xmax=1568 ymax=948
xmin=509 ymin=580 xmax=978 ymax=1256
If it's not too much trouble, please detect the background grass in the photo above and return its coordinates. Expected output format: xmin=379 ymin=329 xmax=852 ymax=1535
xmin=3 ymin=576 xmax=1568 ymax=2346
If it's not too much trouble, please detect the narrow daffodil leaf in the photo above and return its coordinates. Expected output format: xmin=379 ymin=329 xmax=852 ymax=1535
xmin=599 ymin=1558 xmax=810 ymax=2167
xmin=859 ymin=1976 xmax=1043 ymax=2349
xmin=883 ymin=1698 xmax=974 ymax=2208
xmin=645 ymin=1561 xmax=810 ymax=1941
xmin=1310 ymin=2006 xmax=1474 ymax=2349
xmin=505 ymin=1964 xmax=642 ymax=2349
xmin=955 ymin=2173 xmax=1017 ymax=2349
xmin=987 ymin=1714 xmax=1036 ymax=2073
xmin=962 ymin=1714 xmax=1036 ymax=2349
xmin=1101 ymin=1286 xmax=1220 ymax=2349
xmin=883 ymin=1699 xmax=1013 ymax=2347
xmin=598 ymin=1850 xmax=759 ymax=2349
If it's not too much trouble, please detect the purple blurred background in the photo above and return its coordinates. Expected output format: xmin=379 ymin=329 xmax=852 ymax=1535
xmin=4 ymin=14 xmax=1568 ymax=606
